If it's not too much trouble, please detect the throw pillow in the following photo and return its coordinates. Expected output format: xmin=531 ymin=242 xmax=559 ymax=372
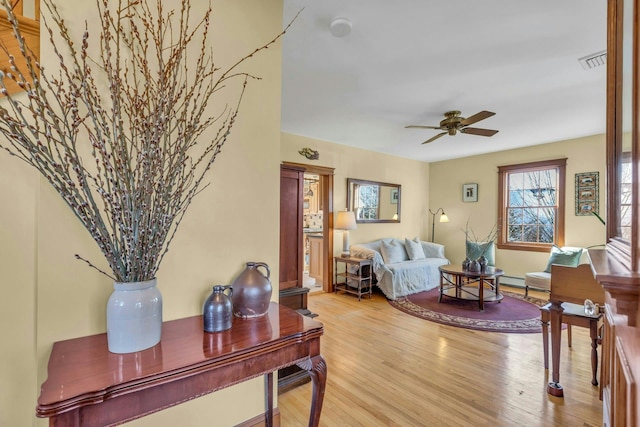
xmin=417 ymin=238 xmax=446 ymax=258
xmin=544 ymin=246 xmax=583 ymax=273
xmin=380 ymin=239 xmax=408 ymax=264
xmin=466 ymin=240 xmax=495 ymax=266
xmin=404 ymin=238 xmax=426 ymax=261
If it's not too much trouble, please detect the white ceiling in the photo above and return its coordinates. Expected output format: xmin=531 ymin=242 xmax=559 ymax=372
xmin=280 ymin=0 xmax=607 ymax=163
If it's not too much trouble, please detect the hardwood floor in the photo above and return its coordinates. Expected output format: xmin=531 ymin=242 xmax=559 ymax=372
xmin=278 ymin=286 xmax=603 ymax=427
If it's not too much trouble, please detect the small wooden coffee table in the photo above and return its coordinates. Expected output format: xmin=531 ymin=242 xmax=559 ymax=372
xmin=438 ymin=264 xmax=504 ymax=311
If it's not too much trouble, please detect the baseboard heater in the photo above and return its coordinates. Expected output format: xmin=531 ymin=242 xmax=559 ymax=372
xmin=500 ymin=275 xmax=525 ymax=288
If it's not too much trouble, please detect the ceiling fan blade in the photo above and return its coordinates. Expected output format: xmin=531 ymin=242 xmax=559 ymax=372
xmin=460 ymin=111 xmax=495 ymax=126
xmin=460 ymin=127 xmax=499 ymax=137
xmin=422 ymin=132 xmax=447 ymax=144
xmin=405 ymin=125 xmax=441 ymax=130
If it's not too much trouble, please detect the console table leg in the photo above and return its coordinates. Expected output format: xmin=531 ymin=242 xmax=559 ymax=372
xmin=298 ymin=354 xmax=327 ymax=427
xmin=547 ymin=300 xmax=565 ymax=397
xmin=590 ymin=321 xmax=599 ymax=386
xmin=264 ymin=372 xmax=273 ymax=427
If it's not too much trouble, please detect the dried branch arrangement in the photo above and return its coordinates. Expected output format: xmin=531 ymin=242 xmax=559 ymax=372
xmin=462 ymin=219 xmax=499 ymax=257
xmin=0 ymin=0 xmax=292 ymax=282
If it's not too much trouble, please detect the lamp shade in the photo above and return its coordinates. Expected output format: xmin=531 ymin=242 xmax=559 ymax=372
xmin=336 ymin=211 xmax=357 ymax=230
xmin=440 ymin=213 xmax=450 ymax=223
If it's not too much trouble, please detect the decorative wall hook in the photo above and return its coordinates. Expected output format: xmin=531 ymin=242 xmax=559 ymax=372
xmin=298 ymin=147 xmax=319 ymax=160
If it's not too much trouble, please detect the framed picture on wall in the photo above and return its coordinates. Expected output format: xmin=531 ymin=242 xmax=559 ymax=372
xmin=390 ymin=188 xmax=398 ymax=204
xmin=462 ymin=183 xmax=478 ymax=202
xmin=575 ymin=171 xmax=599 ymax=216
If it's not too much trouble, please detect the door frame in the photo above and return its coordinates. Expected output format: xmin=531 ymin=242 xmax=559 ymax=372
xmin=282 ymin=161 xmax=335 ymax=292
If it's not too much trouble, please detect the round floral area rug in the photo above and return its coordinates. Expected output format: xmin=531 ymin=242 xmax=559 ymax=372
xmin=388 ymin=288 xmax=548 ymax=333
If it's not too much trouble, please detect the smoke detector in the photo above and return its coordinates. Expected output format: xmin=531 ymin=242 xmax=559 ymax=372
xmin=330 ymin=17 xmax=352 ymax=37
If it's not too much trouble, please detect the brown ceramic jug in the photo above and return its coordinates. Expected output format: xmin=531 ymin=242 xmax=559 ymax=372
xmin=231 ymin=262 xmax=272 ymax=318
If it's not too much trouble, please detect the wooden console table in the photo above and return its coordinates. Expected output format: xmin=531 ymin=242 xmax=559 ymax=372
xmin=36 ymin=303 xmax=326 ymax=427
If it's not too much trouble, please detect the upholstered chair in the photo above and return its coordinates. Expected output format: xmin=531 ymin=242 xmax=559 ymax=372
xmin=524 ymin=246 xmax=584 ymax=297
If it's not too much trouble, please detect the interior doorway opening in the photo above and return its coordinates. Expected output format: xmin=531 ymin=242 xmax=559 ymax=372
xmin=283 ymin=162 xmax=334 ymax=294
xmin=302 ymin=173 xmax=324 ymax=293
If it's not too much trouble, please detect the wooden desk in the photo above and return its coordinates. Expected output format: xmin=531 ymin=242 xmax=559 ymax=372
xmin=540 ymin=302 xmax=603 ymax=386
xmin=36 ymin=303 xmax=326 ymax=427
xmin=545 ymin=263 xmax=604 ymax=397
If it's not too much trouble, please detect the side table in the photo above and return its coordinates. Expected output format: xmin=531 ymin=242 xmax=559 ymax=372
xmin=334 ymin=256 xmax=373 ymax=301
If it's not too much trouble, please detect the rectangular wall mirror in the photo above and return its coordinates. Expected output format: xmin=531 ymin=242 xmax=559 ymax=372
xmin=347 ymin=178 xmax=401 ymax=223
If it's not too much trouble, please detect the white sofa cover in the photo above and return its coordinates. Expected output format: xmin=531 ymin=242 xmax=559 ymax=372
xmin=349 ymin=238 xmax=449 ymax=300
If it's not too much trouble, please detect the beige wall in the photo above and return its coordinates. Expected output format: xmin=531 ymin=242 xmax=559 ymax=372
xmin=281 ymin=133 xmax=432 ymax=255
xmin=0 ymin=0 xmax=283 ymax=426
xmin=429 ymin=134 xmax=607 ymax=278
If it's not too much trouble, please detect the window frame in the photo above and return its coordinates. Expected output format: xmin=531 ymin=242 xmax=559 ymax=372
xmin=497 ymin=158 xmax=567 ymax=252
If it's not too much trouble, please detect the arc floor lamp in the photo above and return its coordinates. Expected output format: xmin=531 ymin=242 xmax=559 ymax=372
xmin=429 ymin=208 xmax=449 ymax=242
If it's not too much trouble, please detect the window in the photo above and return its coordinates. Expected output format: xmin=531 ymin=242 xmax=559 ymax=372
xmin=497 ymin=158 xmax=566 ymax=252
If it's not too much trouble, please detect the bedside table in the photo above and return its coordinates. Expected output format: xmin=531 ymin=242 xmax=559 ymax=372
xmin=334 ymin=256 xmax=373 ymax=301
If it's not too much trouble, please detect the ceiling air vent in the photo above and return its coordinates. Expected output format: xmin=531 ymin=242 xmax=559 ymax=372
xmin=578 ymin=50 xmax=607 ymax=70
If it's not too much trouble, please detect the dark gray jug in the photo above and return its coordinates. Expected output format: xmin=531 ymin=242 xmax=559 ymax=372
xmin=203 ymin=285 xmax=233 ymax=332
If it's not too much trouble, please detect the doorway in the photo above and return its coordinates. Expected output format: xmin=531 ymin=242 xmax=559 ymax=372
xmin=302 ymin=173 xmax=323 ymax=293
xmin=283 ymin=162 xmax=334 ymax=293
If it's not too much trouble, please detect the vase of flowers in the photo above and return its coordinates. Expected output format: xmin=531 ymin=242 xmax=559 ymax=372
xmin=0 ymin=0 xmax=291 ymax=352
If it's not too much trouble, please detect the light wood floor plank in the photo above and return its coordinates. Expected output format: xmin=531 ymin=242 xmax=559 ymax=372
xmin=278 ymin=286 xmax=602 ymax=427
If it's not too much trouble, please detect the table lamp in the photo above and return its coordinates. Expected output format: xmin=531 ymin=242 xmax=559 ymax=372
xmin=336 ymin=210 xmax=357 ymax=257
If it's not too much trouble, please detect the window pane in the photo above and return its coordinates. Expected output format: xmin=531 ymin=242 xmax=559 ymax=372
xmin=620 ymin=162 xmax=632 ymax=239
xmin=540 ymin=207 xmax=555 ymax=226
xmin=509 ymin=189 xmax=525 ymax=207
xmin=508 ymin=208 xmax=523 ymax=225
xmin=540 ymin=225 xmax=554 ymax=243
xmin=508 ymin=225 xmax=522 ymax=241
xmin=509 ymin=173 xmax=525 ymax=207
xmin=509 ymin=173 xmax=524 ymax=190
xmin=523 ymin=225 xmax=539 ymax=242
xmin=523 ymin=208 xmax=537 ymax=224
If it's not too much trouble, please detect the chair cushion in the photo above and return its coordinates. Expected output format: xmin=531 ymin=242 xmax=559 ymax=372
xmin=544 ymin=246 xmax=583 ymax=273
xmin=525 ymin=271 xmax=551 ymax=291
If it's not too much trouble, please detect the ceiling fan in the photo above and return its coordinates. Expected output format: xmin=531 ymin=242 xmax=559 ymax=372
xmin=406 ymin=110 xmax=498 ymax=144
